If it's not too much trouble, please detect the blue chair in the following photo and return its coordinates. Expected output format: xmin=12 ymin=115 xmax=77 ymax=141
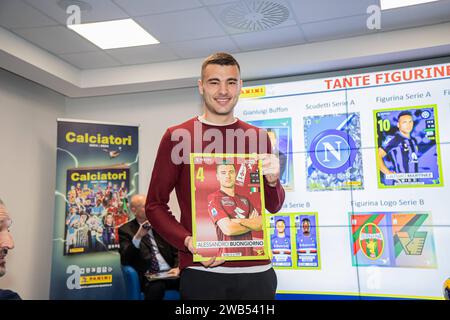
xmin=121 ymin=265 xmax=144 ymax=300
xmin=121 ymin=265 xmax=180 ymax=300
xmin=163 ymin=289 xmax=181 ymax=300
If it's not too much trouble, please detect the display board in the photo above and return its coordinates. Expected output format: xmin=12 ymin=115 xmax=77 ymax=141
xmin=235 ymin=60 xmax=450 ymax=299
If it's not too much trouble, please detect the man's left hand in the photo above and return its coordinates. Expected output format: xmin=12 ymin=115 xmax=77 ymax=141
xmin=258 ymin=154 xmax=280 ymax=187
xmin=167 ymin=267 xmax=180 ymax=277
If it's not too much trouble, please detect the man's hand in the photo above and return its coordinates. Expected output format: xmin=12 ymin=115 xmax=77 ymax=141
xmin=258 ymin=154 xmax=280 ymax=187
xmin=184 ymin=235 xmax=196 ymax=254
xmin=184 ymin=236 xmax=225 ymax=268
xmin=135 ymin=221 xmax=150 ymax=240
xmin=167 ymin=267 xmax=180 ymax=277
xmin=249 ymin=208 xmax=259 ymax=219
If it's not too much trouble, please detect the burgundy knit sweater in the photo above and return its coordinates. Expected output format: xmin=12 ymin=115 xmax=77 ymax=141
xmin=145 ymin=117 xmax=285 ymax=270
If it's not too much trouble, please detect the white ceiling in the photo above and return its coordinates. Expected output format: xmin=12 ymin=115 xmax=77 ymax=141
xmin=0 ymin=0 xmax=450 ymax=97
xmin=1 ymin=0 xmax=449 ymax=69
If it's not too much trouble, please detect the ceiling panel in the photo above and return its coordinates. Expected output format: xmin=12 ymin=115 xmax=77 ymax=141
xmin=380 ymin=0 xmax=450 ymax=30
xmin=58 ymin=51 xmax=121 ymax=69
xmin=13 ymin=25 xmax=100 ymax=54
xmin=24 ymin=0 xmax=129 ymax=25
xmin=287 ymin=0 xmax=379 ymax=23
xmin=167 ymin=36 xmax=240 ymax=59
xmin=112 ymin=0 xmax=203 ymax=16
xmin=301 ymin=14 xmax=372 ymax=43
xmin=208 ymin=0 xmax=297 ymax=35
xmin=232 ymin=25 xmax=305 ymax=51
xmin=0 ymin=0 xmax=58 ymax=29
xmin=105 ymin=44 xmax=180 ymax=65
xmin=135 ymin=8 xmax=227 ymax=42
xmin=199 ymin=0 xmax=238 ymax=5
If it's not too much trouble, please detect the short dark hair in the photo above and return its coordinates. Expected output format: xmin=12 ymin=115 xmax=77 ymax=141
xmin=397 ymin=111 xmax=413 ymax=121
xmin=301 ymin=218 xmax=311 ymax=225
xmin=216 ymin=162 xmax=235 ymax=173
xmin=276 ymin=219 xmax=285 ymax=225
xmin=201 ymin=52 xmax=240 ymax=79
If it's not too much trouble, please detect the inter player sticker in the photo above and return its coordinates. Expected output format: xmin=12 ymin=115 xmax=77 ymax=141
xmin=190 ymin=153 xmax=269 ymax=262
xmin=374 ymin=105 xmax=443 ymax=188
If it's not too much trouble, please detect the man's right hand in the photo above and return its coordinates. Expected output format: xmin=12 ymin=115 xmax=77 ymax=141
xmin=135 ymin=221 xmax=150 ymax=240
xmin=184 ymin=236 xmax=225 ymax=268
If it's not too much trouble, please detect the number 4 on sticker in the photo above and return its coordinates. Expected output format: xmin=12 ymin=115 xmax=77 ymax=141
xmin=196 ymin=167 xmax=204 ymax=182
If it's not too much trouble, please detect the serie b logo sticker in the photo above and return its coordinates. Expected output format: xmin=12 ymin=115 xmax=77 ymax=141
xmin=359 ymin=223 xmax=384 ymax=260
xmin=309 ymin=129 xmax=357 ymax=174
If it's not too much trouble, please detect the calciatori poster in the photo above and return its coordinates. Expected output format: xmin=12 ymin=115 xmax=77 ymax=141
xmin=50 ymin=119 xmax=138 ymax=299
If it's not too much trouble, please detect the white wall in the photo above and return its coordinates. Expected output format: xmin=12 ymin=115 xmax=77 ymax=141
xmin=0 ymin=68 xmax=65 ymax=299
xmin=65 ymin=86 xmax=202 ymax=218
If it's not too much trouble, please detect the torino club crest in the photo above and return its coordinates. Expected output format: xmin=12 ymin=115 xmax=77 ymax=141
xmin=304 ymin=113 xmax=364 ymax=191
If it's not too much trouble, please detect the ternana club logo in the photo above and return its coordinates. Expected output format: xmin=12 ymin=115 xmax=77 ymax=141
xmin=358 ymin=223 xmax=385 ymax=260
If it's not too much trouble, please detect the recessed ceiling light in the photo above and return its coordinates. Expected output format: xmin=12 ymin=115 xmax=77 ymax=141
xmin=67 ymin=19 xmax=159 ymax=50
xmin=380 ymin=0 xmax=439 ymax=10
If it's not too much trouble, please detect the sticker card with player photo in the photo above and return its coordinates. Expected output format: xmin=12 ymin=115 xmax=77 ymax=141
xmin=267 ymin=214 xmax=293 ymax=268
xmin=294 ymin=213 xmax=321 ymax=269
xmin=190 ymin=153 xmax=269 ymax=262
xmin=374 ymin=105 xmax=443 ymax=188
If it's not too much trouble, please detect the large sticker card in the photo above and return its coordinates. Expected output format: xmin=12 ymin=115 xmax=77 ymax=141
xmin=190 ymin=153 xmax=269 ymax=262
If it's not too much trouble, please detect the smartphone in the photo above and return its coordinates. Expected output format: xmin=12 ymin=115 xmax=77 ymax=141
xmin=142 ymin=222 xmax=151 ymax=230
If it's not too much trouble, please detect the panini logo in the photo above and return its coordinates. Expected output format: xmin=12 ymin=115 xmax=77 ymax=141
xmin=240 ymin=86 xmax=266 ymax=98
xmin=80 ymin=274 xmax=112 ymax=285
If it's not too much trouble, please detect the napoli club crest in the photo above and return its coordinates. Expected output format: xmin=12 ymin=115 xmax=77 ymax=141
xmin=309 ymin=129 xmax=357 ymax=174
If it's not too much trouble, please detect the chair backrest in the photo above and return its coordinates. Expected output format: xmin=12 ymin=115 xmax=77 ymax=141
xmin=121 ymin=265 xmax=144 ymax=300
xmin=163 ymin=289 xmax=181 ymax=300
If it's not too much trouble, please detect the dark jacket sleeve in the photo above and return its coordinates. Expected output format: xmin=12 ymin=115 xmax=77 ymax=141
xmin=118 ymin=225 xmax=139 ymax=266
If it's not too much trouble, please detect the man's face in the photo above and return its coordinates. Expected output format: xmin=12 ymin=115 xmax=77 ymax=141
xmin=131 ymin=195 xmax=146 ymax=221
xmin=0 ymin=204 xmax=14 ymax=277
xmin=198 ymin=64 xmax=242 ymax=117
xmin=276 ymin=220 xmax=285 ymax=234
xmin=397 ymin=115 xmax=414 ymax=136
xmin=216 ymin=164 xmax=236 ymax=189
xmin=302 ymin=220 xmax=310 ymax=233
xmin=106 ymin=215 xmax=113 ymax=226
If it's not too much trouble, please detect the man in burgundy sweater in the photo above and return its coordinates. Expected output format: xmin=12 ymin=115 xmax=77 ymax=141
xmin=145 ymin=52 xmax=285 ymax=299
